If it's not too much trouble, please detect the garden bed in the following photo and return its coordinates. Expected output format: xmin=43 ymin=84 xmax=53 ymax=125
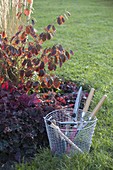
xmin=0 ymin=80 xmax=88 ymax=168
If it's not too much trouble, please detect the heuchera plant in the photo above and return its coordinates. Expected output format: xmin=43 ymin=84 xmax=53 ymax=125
xmin=0 ymin=81 xmax=88 ymax=164
xmin=0 ymin=81 xmax=54 ymax=163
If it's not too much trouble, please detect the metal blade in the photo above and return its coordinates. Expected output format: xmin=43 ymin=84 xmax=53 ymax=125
xmin=72 ymin=86 xmax=82 ymax=121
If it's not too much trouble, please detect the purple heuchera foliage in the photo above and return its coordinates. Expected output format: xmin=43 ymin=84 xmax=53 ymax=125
xmin=0 ymin=81 xmax=88 ymax=164
xmin=0 ymin=81 xmax=52 ymax=163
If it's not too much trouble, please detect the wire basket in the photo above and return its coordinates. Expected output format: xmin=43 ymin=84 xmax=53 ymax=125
xmin=44 ymin=107 xmax=97 ymax=156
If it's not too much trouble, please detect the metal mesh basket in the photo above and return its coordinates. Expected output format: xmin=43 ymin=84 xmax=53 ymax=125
xmin=44 ymin=107 xmax=97 ymax=156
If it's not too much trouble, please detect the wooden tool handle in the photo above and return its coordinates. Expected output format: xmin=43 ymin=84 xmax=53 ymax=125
xmin=83 ymin=88 xmax=95 ymax=113
xmin=89 ymin=95 xmax=107 ymax=120
xmin=50 ymin=122 xmax=83 ymax=153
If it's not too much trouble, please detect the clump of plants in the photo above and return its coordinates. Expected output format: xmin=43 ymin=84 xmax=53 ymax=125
xmin=0 ymin=0 xmax=72 ymax=92
xmin=0 ymin=0 xmax=88 ymax=166
xmin=0 ymin=80 xmax=88 ymax=164
xmin=0 ymin=81 xmax=53 ymax=164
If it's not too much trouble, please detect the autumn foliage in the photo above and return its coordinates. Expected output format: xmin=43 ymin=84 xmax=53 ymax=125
xmin=0 ymin=10 xmax=72 ymax=93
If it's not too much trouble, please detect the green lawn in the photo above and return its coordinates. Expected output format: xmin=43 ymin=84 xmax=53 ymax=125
xmin=17 ymin=0 xmax=113 ymax=169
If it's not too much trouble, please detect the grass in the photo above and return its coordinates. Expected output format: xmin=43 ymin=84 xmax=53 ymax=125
xmin=16 ymin=0 xmax=113 ymax=169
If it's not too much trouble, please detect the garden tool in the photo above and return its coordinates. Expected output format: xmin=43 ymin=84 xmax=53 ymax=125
xmin=47 ymin=120 xmax=83 ymax=153
xmin=81 ymin=88 xmax=95 ymax=119
xmin=65 ymin=86 xmax=82 ymax=152
xmin=88 ymin=95 xmax=107 ymax=120
xmin=72 ymin=86 xmax=82 ymax=122
xmin=81 ymin=95 xmax=107 ymax=129
xmin=78 ymin=88 xmax=95 ymax=130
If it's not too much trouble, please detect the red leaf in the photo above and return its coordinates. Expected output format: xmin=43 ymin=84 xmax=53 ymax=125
xmin=41 ymin=81 xmax=46 ymax=88
xmin=43 ymin=56 xmax=49 ymax=64
xmin=27 ymin=60 xmax=32 ymax=69
xmin=33 ymin=81 xmax=40 ymax=88
xmin=54 ymin=56 xmax=58 ymax=64
xmin=25 ymin=70 xmax=32 ymax=77
xmin=57 ymin=96 xmax=66 ymax=105
xmin=33 ymin=98 xmax=42 ymax=104
xmin=24 ymin=9 xmax=30 ymax=16
xmin=18 ymin=82 xmax=24 ymax=89
xmin=16 ymin=12 xmax=22 ymax=19
xmin=18 ymin=25 xmax=23 ymax=31
xmin=17 ymin=2 xmax=23 ymax=8
xmin=14 ymin=39 xmax=20 ymax=45
xmin=1 ymin=81 xmax=9 ymax=90
xmin=59 ymin=57 xmax=62 ymax=67
xmin=0 ymin=51 xmax=2 ymax=58
xmin=40 ymin=33 xmax=46 ymax=42
xmin=48 ymin=62 xmax=54 ymax=71
xmin=27 ymin=0 xmax=33 ymax=4
xmin=46 ymin=25 xmax=51 ymax=31
xmin=10 ymin=36 xmax=16 ymax=43
xmin=46 ymin=32 xmax=52 ymax=40
xmin=35 ymin=67 xmax=40 ymax=72
xmin=19 ymin=32 xmax=27 ymax=41
xmin=22 ymin=59 xmax=27 ymax=67
xmin=70 ymin=50 xmax=74 ymax=55
xmin=31 ymin=19 xmax=35 ymax=25
xmin=53 ymin=64 xmax=56 ymax=70
xmin=32 ymin=59 xmax=40 ymax=66
xmin=51 ymin=49 xmax=56 ymax=56
xmin=45 ymin=99 xmax=52 ymax=103
xmin=47 ymin=78 xmax=53 ymax=88
xmin=58 ymin=45 xmax=64 ymax=52
xmin=17 ymin=47 xmax=22 ymax=56
xmin=62 ymin=17 xmax=65 ymax=23
xmin=52 ymin=25 xmax=56 ymax=32
xmin=26 ymin=81 xmax=33 ymax=88
xmin=29 ymin=25 xmax=35 ymax=34
xmin=60 ymin=54 xmax=66 ymax=63
xmin=39 ymin=61 xmax=44 ymax=70
xmin=26 ymin=26 xmax=31 ymax=34
xmin=2 ymin=31 xmax=7 ymax=38
xmin=65 ymin=51 xmax=70 ymax=59
xmin=20 ymin=70 xmax=25 ymax=78
xmin=36 ymin=44 xmax=42 ymax=52
xmin=27 ymin=52 xmax=32 ymax=58
xmin=57 ymin=15 xmax=65 ymax=25
xmin=0 ymin=77 xmax=4 ymax=83
xmin=38 ymin=70 xmax=45 ymax=77
xmin=31 ymin=47 xmax=37 ymax=54
xmin=53 ymin=77 xmax=60 ymax=88
xmin=57 ymin=17 xmax=61 ymax=25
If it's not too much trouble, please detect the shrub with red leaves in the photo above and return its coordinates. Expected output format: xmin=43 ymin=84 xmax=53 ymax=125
xmin=0 ymin=11 xmax=73 ymax=93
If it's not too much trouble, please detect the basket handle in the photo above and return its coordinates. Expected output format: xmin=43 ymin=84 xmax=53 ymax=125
xmin=47 ymin=121 xmax=83 ymax=153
